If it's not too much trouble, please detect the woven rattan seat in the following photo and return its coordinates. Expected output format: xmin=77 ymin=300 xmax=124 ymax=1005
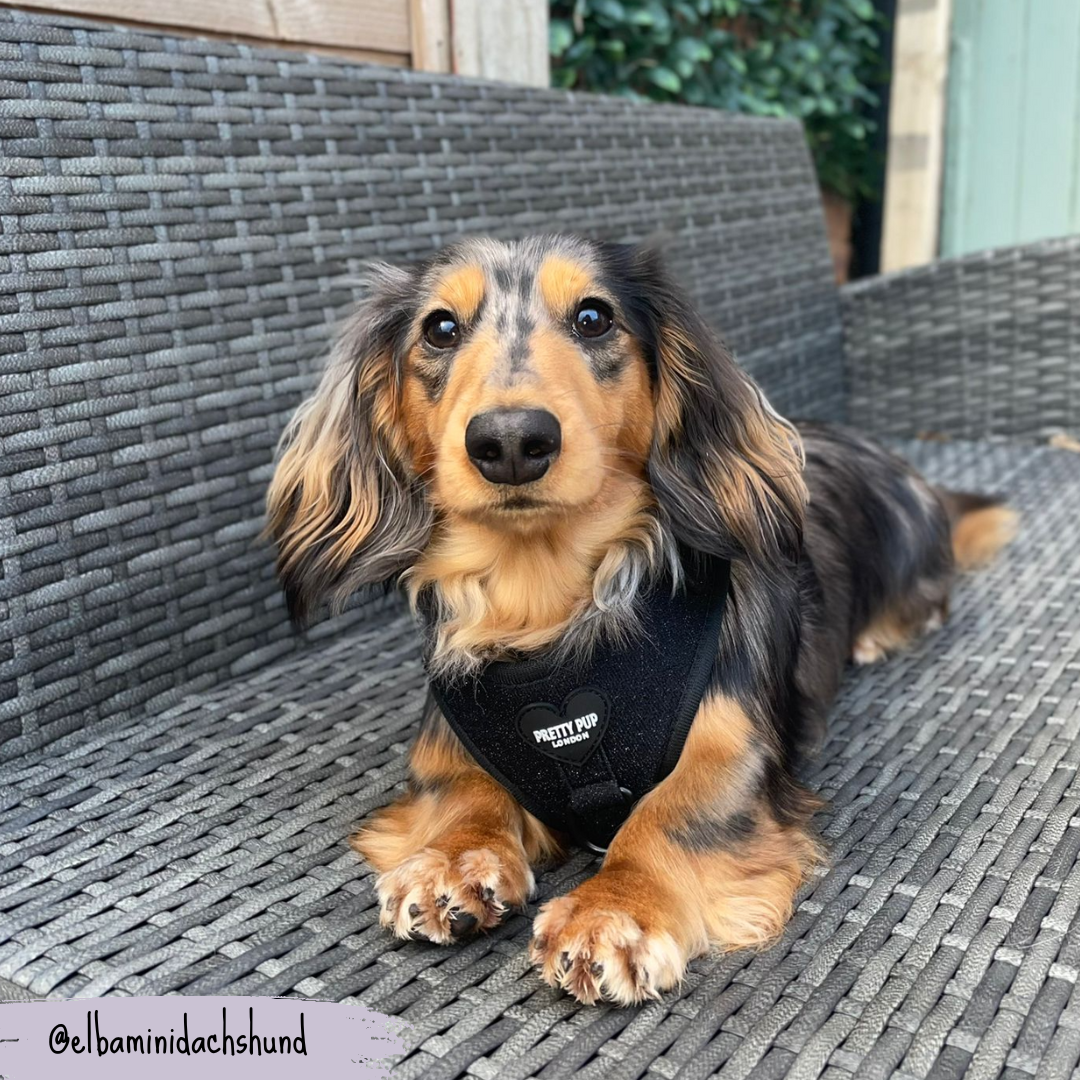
xmin=3 ymin=10 xmax=1080 ymax=1078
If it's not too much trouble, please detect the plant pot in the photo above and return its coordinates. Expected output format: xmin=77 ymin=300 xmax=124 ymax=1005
xmin=821 ymin=187 xmax=854 ymax=284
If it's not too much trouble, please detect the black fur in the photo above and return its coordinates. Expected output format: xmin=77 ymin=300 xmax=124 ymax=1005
xmin=594 ymin=241 xmax=959 ymax=841
xmin=666 ymin=809 xmax=757 ymax=853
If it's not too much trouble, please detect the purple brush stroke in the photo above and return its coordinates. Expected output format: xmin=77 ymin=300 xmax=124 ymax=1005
xmin=0 ymin=995 xmax=409 ymax=1079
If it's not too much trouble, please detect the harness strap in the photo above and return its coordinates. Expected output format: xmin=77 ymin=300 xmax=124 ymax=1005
xmin=566 ymin=781 xmax=635 ymax=852
xmin=545 ymin=740 xmax=634 ymax=851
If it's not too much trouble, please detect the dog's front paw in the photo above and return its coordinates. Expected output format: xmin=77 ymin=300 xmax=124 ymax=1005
xmin=376 ymin=846 xmax=534 ymax=944
xmin=530 ymin=891 xmax=687 ymax=1005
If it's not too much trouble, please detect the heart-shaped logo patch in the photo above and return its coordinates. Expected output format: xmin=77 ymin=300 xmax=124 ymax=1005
xmin=517 ymin=688 xmax=609 ymax=765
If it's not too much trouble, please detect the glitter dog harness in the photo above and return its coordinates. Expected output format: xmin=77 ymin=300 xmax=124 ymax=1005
xmin=422 ymin=552 xmax=731 ymax=852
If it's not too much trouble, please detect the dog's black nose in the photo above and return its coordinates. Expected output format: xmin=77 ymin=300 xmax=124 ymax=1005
xmin=465 ymin=408 xmax=561 ymax=485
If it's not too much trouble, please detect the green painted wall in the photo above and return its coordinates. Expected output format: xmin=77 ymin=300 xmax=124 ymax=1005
xmin=941 ymin=0 xmax=1080 ymax=258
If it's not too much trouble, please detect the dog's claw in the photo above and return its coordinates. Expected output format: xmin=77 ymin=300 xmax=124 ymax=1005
xmin=532 ymin=896 xmax=686 ymax=1006
xmin=374 ymin=847 xmax=535 ymax=944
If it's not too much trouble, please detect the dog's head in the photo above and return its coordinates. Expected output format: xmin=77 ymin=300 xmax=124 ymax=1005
xmin=267 ymin=235 xmax=806 ymax=623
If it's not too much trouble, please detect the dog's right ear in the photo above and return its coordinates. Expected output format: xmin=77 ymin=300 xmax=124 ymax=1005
xmin=597 ymin=242 xmax=806 ymax=569
xmin=265 ymin=262 xmax=432 ymax=625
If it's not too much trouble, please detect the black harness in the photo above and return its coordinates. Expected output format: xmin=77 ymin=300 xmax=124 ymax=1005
xmin=421 ymin=551 xmax=731 ymax=852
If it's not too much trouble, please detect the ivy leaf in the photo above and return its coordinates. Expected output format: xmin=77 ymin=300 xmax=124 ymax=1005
xmin=675 ymin=36 xmax=713 ymax=62
xmin=590 ymin=0 xmax=627 ymax=22
xmin=549 ymin=19 xmax=574 ymax=57
xmin=565 ymin=35 xmax=596 ymax=62
xmin=648 ymin=66 xmax=682 ymax=93
xmin=550 ymin=0 xmax=886 ymax=202
xmin=646 ymin=1 xmax=672 ymax=33
xmin=726 ymin=52 xmax=748 ymax=75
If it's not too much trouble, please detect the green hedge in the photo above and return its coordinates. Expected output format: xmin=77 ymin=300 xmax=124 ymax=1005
xmin=550 ymin=0 xmax=885 ymax=201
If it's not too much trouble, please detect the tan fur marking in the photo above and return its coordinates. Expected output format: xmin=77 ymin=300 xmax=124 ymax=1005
xmin=654 ymin=326 xmax=807 ymax=560
xmin=538 ymin=254 xmax=596 ymax=317
xmin=852 ymin=612 xmax=913 ymax=664
xmin=266 ymin=359 xmax=393 ymax=578
xmin=653 ymin=325 xmax=703 ymax=442
xmin=434 ymin=264 xmax=487 ymax=323
xmin=701 ymin=417 xmax=806 ymax=551
xmin=852 ymin=603 xmax=945 ymax=664
xmin=951 ymin=505 xmax=1019 ymax=570
xmin=405 ymin=478 xmax=663 ymax=663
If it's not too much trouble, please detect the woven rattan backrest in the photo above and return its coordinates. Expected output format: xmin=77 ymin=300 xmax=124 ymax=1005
xmin=0 ymin=9 xmax=842 ymax=748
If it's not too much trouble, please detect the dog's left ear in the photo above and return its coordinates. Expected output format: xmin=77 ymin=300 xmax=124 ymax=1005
xmin=608 ymin=244 xmax=807 ymax=565
xmin=265 ymin=262 xmax=432 ymax=625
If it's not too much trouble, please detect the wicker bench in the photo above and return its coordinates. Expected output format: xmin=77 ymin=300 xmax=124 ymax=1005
xmin=2 ymin=9 xmax=1080 ymax=1078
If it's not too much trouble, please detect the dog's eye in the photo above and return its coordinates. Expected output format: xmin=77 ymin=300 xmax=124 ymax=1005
xmin=573 ymin=299 xmax=614 ymax=340
xmin=423 ymin=310 xmax=460 ymax=349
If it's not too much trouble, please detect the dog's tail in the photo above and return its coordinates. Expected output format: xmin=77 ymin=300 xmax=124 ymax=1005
xmin=938 ymin=489 xmax=1019 ymax=570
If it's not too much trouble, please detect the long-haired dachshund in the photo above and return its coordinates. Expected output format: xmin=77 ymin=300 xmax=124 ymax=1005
xmin=266 ymin=235 xmax=1017 ymax=1006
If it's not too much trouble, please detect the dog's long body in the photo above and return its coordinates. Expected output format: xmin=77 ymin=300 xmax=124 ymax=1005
xmin=267 ymin=234 xmax=1016 ymax=1005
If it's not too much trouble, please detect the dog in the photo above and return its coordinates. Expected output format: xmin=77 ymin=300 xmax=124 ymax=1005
xmin=266 ymin=234 xmax=1017 ymax=1006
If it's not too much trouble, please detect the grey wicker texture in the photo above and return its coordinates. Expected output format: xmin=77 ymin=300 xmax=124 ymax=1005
xmin=4 ymin=8 xmax=1080 ymax=1080
xmin=841 ymin=235 xmax=1080 ymax=443
xmin=0 ymin=7 xmax=842 ymax=755
xmin=3 ymin=438 xmax=1080 ymax=1078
